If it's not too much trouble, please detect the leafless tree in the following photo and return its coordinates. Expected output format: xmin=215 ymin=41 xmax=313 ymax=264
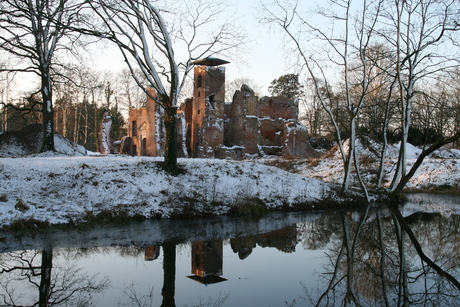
xmin=226 ymin=77 xmax=263 ymax=102
xmin=261 ymin=0 xmax=384 ymax=200
xmin=262 ymin=0 xmax=460 ymax=200
xmin=0 ymin=248 xmax=110 ymax=307
xmin=118 ymin=68 xmax=148 ymax=110
xmin=0 ymin=0 xmax=92 ymax=152
xmin=85 ymin=0 xmax=246 ymax=174
xmin=381 ymin=0 xmax=460 ymax=198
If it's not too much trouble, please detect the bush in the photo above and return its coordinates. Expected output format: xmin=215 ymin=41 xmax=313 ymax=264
xmin=227 ymin=198 xmax=268 ymax=216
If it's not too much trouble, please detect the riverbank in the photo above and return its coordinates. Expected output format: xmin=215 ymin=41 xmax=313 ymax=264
xmin=0 ymin=155 xmax=367 ymax=229
xmin=1 ymin=133 xmax=459 ymax=229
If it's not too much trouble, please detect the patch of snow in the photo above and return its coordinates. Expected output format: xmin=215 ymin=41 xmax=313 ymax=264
xmin=54 ymin=134 xmax=87 ymax=156
xmin=1 ymin=133 xmax=459 ymax=228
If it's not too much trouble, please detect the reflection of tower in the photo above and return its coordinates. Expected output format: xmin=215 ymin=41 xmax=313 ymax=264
xmin=187 ymin=240 xmax=227 ymax=285
xmin=144 ymin=246 xmax=161 ymax=261
xmin=187 ymin=57 xmax=229 ymax=158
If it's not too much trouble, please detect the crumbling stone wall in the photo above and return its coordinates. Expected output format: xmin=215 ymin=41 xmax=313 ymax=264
xmin=126 ymin=62 xmax=316 ymax=160
xmin=218 ymin=84 xmax=315 ymax=159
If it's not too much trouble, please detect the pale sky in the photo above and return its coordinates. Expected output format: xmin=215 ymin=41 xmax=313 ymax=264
xmin=3 ymin=0 xmax=308 ymax=100
xmin=92 ymin=0 xmax=294 ymax=96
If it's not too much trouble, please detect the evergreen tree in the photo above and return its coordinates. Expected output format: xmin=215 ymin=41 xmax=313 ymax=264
xmin=268 ymin=74 xmax=303 ymax=100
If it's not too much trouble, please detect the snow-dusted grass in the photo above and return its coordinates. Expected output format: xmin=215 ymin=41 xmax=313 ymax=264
xmin=296 ymin=139 xmax=460 ymax=193
xmin=0 ymin=155 xmax=346 ymax=227
xmin=1 ymin=132 xmax=459 ymax=228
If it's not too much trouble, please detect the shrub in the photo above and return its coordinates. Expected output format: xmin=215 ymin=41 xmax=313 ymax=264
xmin=228 ymin=198 xmax=268 ymax=216
xmin=15 ymin=199 xmax=29 ymax=212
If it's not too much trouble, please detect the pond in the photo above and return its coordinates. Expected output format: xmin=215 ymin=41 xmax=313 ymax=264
xmin=1 ymin=194 xmax=460 ymax=306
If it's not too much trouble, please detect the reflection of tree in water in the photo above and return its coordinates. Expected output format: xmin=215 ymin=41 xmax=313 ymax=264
xmin=297 ymin=214 xmax=342 ymax=250
xmin=0 ymin=247 xmax=110 ymax=307
xmin=66 ymin=245 xmax=146 ymax=259
xmin=297 ymin=207 xmax=460 ymax=306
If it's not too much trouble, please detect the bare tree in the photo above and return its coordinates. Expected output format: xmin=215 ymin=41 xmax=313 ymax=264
xmin=0 ymin=0 xmax=91 ymax=152
xmin=226 ymin=77 xmax=263 ymax=102
xmin=262 ymin=0 xmax=460 ymax=199
xmin=0 ymin=248 xmax=110 ymax=307
xmin=381 ymin=0 xmax=460 ymax=198
xmin=301 ymin=79 xmax=327 ymax=136
xmin=261 ymin=0 xmax=384 ymax=201
xmin=118 ymin=68 xmax=148 ymax=110
xmin=85 ymin=0 xmax=246 ymax=174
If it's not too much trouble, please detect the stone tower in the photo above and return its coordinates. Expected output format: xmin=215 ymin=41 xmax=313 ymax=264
xmin=187 ymin=57 xmax=229 ymax=157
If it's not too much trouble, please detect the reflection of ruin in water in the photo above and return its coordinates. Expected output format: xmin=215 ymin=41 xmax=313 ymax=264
xmin=188 ymin=240 xmax=227 ymax=285
xmin=141 ymin=226 xmax=298 ymax=286
xmin=2 ymin=202 xmax=460 ymax=306
xmin=231 ymin=225 xmax=297 ymax=259
xmin=144 ymin=245 xmax=160 ymax=261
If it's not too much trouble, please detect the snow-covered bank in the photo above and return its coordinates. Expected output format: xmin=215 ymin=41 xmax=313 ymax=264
xmin=296 ymin=140 xmax=460 ymax=192
xmin=0 ymin=156 xmax=349 ymax=227
xmin=1 ymin=131 xmax=459 ymax=229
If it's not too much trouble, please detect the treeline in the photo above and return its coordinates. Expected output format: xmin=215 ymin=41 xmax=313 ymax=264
xmin=301 ymin=67 xmax=460 ymax=148
xmin=0 ymin=67 xmax=147 ymax=152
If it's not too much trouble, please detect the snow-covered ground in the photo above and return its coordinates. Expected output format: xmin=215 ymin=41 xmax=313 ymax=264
xmin=0 ymin=134 xmax=459 ymax=228
xmin=0 ymin=155 xmax=342 ymax=226
xmin=0 ymin=131 xmax=348 ymax=227
xmin=296 ymin=140 xmax=460 ymax=192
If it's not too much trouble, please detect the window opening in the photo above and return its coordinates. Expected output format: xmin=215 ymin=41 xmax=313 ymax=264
xmin=132 ymin=121 xmax=137 ymax=137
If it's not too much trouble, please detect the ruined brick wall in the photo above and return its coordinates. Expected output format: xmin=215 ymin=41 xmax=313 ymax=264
xmin=224 ymin=84 xmax=314 ymax=158
xmin=227 ymin=85 xmax=259 ymax=154
xmin=282 ymin=121 xmax=317 ymax=158
xmin=126 ymin=88 xmax=186 ymax=157
xmin=189 ymin=66 xmax=207 ymax=155
xmin=127 ymin=64 xmax=316 ymax=159
xmin=127 ymin=88 xmax=157 ymax=156
xmin=258 ymin=96 xmax=298 ymax=120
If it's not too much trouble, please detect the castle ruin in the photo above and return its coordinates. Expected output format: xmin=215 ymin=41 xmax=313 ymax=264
xmin=124 ymin=58 xmax=315 ymax=160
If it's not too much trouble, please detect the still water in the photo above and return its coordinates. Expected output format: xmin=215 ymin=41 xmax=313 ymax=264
xmin=1 ymin=194 xmax=460 ymax=306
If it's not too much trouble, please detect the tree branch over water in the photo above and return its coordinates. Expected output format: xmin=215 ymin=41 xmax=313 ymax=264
xmin=390 ymin=205 xmax=460 ymax=291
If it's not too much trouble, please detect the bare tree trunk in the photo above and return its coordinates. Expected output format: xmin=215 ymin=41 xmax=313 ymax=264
xmin=378 ymin=82 xmax=395 ymax=188
xmin=390 ymin=205 xmax=460 ymax=291
xmin=391 ymin=131 xmax=460 ymax=199
xmin=40 ymin=67 xmax=55 ymax=152
xmin=377 ymin=212 xmax=390 ymax=307
xmin=392 ymin=212 xmax=409 ymax=306
xmin=73 ymin=103 xmax=79 ymax=144
xmin=39 ymin=247 xmax=53 ymax=307
xmin=161 ymin=242 xmax=176 ymax=307
xmin=163 ymin=105 xmax=178 ymax=174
